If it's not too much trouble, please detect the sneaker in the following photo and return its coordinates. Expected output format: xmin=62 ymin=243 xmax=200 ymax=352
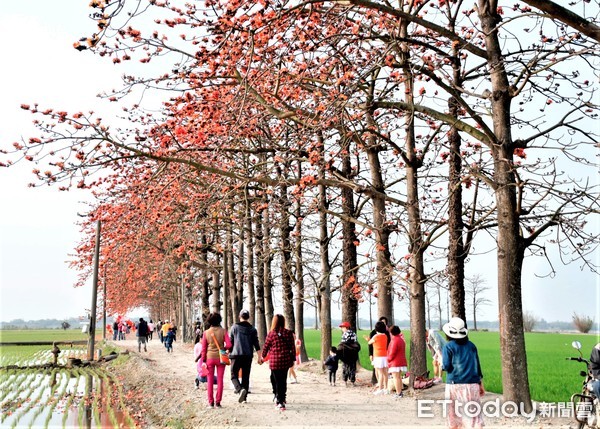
xmin=394 ymin=392 xmax=404 ymax=398
xmin=215 ymin=403 xmax=222 ymax=408
xmin=277 ymin=403 xmax=286 ymax=411
xmin=207 ymin=403 xmax=214 ymax=409
xmin=373 ymin=389 xmax=384 ymax=395
xmin=239 ymin=388 xmax=247 ymax=403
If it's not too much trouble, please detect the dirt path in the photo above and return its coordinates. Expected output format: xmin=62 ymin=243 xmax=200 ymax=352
xmin=109 ymin=338 xmax=574 ymax=428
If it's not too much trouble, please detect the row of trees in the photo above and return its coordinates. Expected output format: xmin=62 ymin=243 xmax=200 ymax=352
xmin=3 ymin=0 xmax=598 ymax=412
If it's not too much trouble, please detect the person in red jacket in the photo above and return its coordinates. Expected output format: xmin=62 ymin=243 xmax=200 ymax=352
xmin=387 ymin=325 xmax=408 ymax=398
xmin=261 ymin=314 xmax=295 ymax=411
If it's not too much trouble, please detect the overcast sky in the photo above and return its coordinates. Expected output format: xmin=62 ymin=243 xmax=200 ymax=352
xmin=0 ymin=2 xmax=598 ymax=326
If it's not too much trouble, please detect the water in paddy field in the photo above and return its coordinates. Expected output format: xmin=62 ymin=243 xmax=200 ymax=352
xmin=1 ymin=366 xmax=130 ymax=428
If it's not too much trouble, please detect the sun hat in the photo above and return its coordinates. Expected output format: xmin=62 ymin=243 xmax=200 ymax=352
xmin=442 ymin=317 xmax=468 ymax=339
xmin=339 ymin=321 xmax=351 ymax=328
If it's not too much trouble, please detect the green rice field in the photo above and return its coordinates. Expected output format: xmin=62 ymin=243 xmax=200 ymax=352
xmin=303 ymin=328 xmax=599 ymax=403
xmin=0 ymin=329 xmax=89 ymax=343
xmin=0 ymin=330 xmax=134 ymax=429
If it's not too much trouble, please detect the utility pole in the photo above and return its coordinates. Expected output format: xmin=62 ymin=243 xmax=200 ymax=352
xmin=88 ymin=220 xmax=101 ymax=361
xmin=181 ymin=275 xmax=186 ymax=342
xmin=102 ymin=265 xmax=107 ymax=341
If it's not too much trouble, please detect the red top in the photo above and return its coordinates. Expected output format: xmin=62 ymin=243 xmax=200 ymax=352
xmin=387 ymin=333 xmax=408 ymax=367
xmin=262 ymin=328 xmax=295 ymax=370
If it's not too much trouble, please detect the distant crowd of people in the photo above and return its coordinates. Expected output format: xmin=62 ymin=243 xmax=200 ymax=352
xmin=109 ymin=317 xmax=180 ymax=353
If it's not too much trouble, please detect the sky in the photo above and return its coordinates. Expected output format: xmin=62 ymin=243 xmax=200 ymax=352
xmin=0 ymin=2 xmax=598 ymax=326
xmin=0 ymin=2 xmax=121 ymax=322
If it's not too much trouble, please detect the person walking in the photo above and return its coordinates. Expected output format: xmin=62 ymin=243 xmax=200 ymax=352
xmin=426 ymin=328 xmax=447 ymax=383
xmin=112 ymin=320 xmax=119 ymax=341
xmin=147 ymin=319 xmax=155 ymax=341
xmin=164 ymin=327 xmax=176 ymax=353
xmin=194 ymin=331 xmax=208 ymax=389
xmin=157 ymin=320 xmax=163 ymax=343
xmin=119 ymin=321 xmax=127 ymax=340
xmin=442 ymin=317 xmax=484 ymax=429
xmin=288 ymin=334 xmax=301 ymax=384
xmin=201 ymin=312 xmax=231 ymax=408
xmin=229 ymin=309 xmax=262 ymax=403
xmin=261 ymin=314 xmax=295 ymax=411
xmin=136 ymin=317 xmax=149 ymax=352
xmin=324 ymin=346 xmax=339 ymax=386
xmin=161 ymin=319 xmax=171 ymax=343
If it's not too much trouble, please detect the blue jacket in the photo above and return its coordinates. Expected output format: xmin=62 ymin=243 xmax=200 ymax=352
xmin=442 ymin=339 xmax=483 ymax=384
xmin=229 ymin=321 xmax=260 ymax=357
xmin=324 ymin=354 xmax=339 ymax=371
xmin=165 ymin=330 xmax=176 ymax=345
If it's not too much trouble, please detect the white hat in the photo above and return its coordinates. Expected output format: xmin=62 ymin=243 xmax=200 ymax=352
xmin=442 ymin=317 xmax=468 ymax=339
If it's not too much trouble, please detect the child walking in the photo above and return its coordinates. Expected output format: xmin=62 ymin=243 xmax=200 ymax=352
xmin=324 ymin=346 xmax=339 ymax=386
xmin=165 ymin=327 xmax=176 ymax=353
xmin=194 ymin=332 xmax=208 ymax=388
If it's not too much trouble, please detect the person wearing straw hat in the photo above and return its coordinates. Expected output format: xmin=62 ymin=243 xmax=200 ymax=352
xmin=337 ymin=321 xmax=360 ymax=386
xmin=442 ymin=317 xmax=484 ymax=429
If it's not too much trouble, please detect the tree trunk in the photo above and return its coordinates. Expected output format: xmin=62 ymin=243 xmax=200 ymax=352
xmin=277 ymin=165 xmax=295 ymax=330
xmin=364 ymin=102 xmax=393 ymax=323
xmin=211 ymin=253 xmax=221 ymax=314
xmin=294 ymin=162 xmax=308 ymax=363
xmin=317 ymin=135 xmax=332 ymax=364
xmin=426 ymin=293 xmax=431 ymax=329
xmin=199 ymin=233 xmax=211 ymax=325
xmin=235 ymin=212 xmax=245 ymax=318
xmin=245 ymin=195 xmax=256 ymax=324
xmin=224 ymin=219 xmax=238 ymax=328
xmin=254 ymin=199 xmax=267 ymax=343
xmin=263 ymin=200 xmax=274 ymax=328
xmin=437 ymin=286 xmax=443 ymax=329
xmin=478 ymin=0 xmax=532 ymax=412
xmin=184 ymin=279 xmax=194 ymax=342
xmin=473 ymin=294 xmax=477 ymax=331
xmin=400 ymin=20 xmax=427 ymax=381
xmin=222 ymin=245 xmax=232 ymax=328
xmin=366 ymin=144 xmax=394 ymax=323
xmin=447 ymin=97 xmax=467 ymax=322
xmin=340 ymin=137 xmax=359 ymax=329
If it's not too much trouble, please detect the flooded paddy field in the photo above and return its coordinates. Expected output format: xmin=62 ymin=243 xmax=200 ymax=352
xmin=0 ymin=331 xmax=136 ymax=428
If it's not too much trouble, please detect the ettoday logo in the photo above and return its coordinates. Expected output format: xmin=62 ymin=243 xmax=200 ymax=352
xmin=415 ymin=398 xmax=573 ymax=423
